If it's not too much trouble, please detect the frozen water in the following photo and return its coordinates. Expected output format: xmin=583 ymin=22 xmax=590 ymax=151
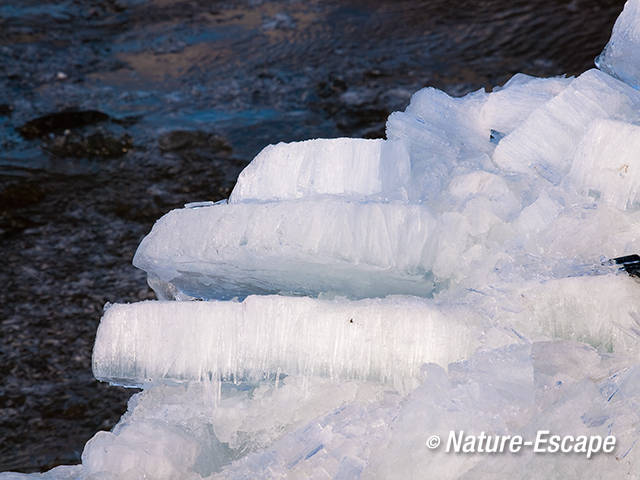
xmin=93 ymin=275 xmax=640 ymax=392
xmin=229 ymin=138 xmax=411 ymax=203
xmin=134 ymin=179 xmax=640 ymax=301
xmin=493 ymin=69 xmax=640 ymax=183
xmin=93 ymin=274 xmax=640 ymax=391
xmin=596 ymin=0 xmax=640 ymax=89
xmin=23 ymin=342 xmax=634 ymax=479
xmin=568 ymin=119 xmax=640 ymax=210
xmin=92 ymin=296 xmax=510 ymax=389
xmin=133 ymin=200 xmax=439 ymax=300
xmin=480 ymin=74 xmax=572 ymax=136
xmin=6 ymin=1 xmax=640 ymax=479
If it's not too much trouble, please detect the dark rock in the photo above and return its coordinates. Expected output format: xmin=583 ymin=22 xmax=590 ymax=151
xmin=0 ymin=181 xmax=46 ymax=210
xmin=18 ymin=110 xmax=111 ymax=140
xmin=158 ymin=130 xmax=232 ymax=153
xmin=0 ymin=104 xmax=12 ymax=116
xmin=43 ymin=130 xmax=133 ymax=159
xmin=0 ymin=212 xmax=39 ymax=237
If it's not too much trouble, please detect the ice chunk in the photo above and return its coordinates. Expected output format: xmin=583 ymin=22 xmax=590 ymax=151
xmin=229 ymin=138 xmax=410 ymax=203
xmin=76 ymin=377 xmax=394 ymax=479
xmin=386 ymin=87 xmax=490 ymax=201
xmin=364 ymin=342 xmax=638 ymax=479
xmin=501 ymin=275 xmax=640 ymax=356
xmin=596 ymin=0 xmax=640 ymax=89
xmin=480 ymin=74 xmax=571 ymax=136
xmin=493 ymin=69 xmax=640 ymax=183
xmin=568 ymin=119 xmax=640 ymax=210
xmin=92 ymin=296 xmax=508 ymax=388
xmin=133 ymin=200 xmax=439 ymax=300
xmin=82 ymin=421 xmax=203 ymax=480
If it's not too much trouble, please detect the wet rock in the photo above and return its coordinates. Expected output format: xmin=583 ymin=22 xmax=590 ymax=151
xmin=43 ymin=130 xmax=133 ymax=159
xmin=0 ymin=104 xmax=13 ymax=116
xmin=18 ymin=110 xmax=111 ymax=140
xmin=316 ymin=74 xmax=348 ymax=99
xmin=158 ymin=130 xmax=232 ymax=153
xmin=0 ymin=181 xmax=46 ymax=210
xmin=0 ymin=212 xmax=39 ymax=237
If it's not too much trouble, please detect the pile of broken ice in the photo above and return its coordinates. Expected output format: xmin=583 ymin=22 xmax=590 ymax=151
xmin=5 ymin=1 xmax=640 ymax=478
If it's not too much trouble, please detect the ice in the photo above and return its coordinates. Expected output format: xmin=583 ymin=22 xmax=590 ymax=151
xmin=12 ymin=341 xmax=637 ymax=480
xmin=7 ymin=2 xmax=640 ymax=479
xmin=596 ymin=0 xmax=640 ymax=89
xmin=363 ymin=342 xmax=638 ymax=479
xmin=134 ymin=180 xmax=640 ymax=300
xmin=229 ymin=138 xmax=411 ymax=203
xmin=133 ymin=200 xmax=439 ymax=300
xmin=92 ymin=274 xmax=640 ymax=392
xmin=568 ymin=119 xmax=640 ymax=210
xmin=499 ymin=275 xmax=640 ymax=356
xmin=493 ymin=69 xmax=640 ymax=183
xmin=92 ymin=296 xmax=509 ymax=389
xmin=480 ymin=74 xmax=572 ymax=136
xmin=386 ymin=87 xmax=490 ymax=201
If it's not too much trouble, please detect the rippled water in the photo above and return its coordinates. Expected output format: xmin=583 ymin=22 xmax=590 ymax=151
xmin=0 ymin=0 xmax=626 ymax=472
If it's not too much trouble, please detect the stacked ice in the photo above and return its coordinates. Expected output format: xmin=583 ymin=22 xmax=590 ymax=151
xmin=4 ymin=1 xmax=640 ymax=478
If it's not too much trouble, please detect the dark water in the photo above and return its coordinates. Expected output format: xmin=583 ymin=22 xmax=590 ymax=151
xmin=0 ymin=0 xmax=627 ymax=472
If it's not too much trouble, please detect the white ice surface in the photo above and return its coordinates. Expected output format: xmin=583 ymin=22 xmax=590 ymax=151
xmin=493 ymin=69 xmax=640 ymax=183
xmin=12 ymin=341 xmax=637 ymax=480
xmin=92 ymin=275 xmax=640 ymax=391
xmin=596 ymin=0 xmax=640 ymax=89
xmin=229 ymin=138 xmax=411 ymax=203
xmin=133 ymin=200 xmax=439 ymax=300
xmin=568 ymin=119 xmax=640 ymax=210
xmin=92 ymin=296 xmax=509 ymax=389
xmin=134 ymin=185 xmax=640 ymax=301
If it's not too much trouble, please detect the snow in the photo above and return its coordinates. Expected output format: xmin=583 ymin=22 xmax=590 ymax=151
xmin=5 ymin=1 xmax=640 ymax=479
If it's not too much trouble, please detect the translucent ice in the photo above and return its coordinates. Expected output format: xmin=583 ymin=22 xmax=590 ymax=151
xmin=493 ymin=69 xmax=640 ymax=183
xmin=479 ymin=74 xmax=571 ymax=136
xmin=6 ymin=1 xmax=640 ymax=479
xmin=92 ymin=296 xmax=508 ymax=388
xmin=229 ymin=138 xmax=411 ymax=203
xmin=568 ymin=119 xmax=640 ymax=210
xmin=133 ymin=200 xmax=439 ymax=300
xmin=596 ymin=0 xmax=640 ymax=89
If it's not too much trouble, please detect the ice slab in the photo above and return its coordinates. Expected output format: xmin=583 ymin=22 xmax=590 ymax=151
xmin=568 ymin=119 xmax=640 ymax=210
xmin=133 ymin=200 xmax=439 ymax=300
xmin=499 ymin=275 xmax=640 ymax=357
xmin=384 ymin=75 xmax=571 ymax=202
xmin=94 ymin=274 xmax=640 ymax=392
xmin=386 ymin=87 xmax=490 ymax=201
xmin=596 ymin=0 xmax=640 ymax=89
xmin=92 ymin=296 xmax=506 ymax=388
xmin=479 ymin=74 xmax=571 ymax=136
xmin=493 ymin=69 xmax=640 ymax=183
xmin=229 ymin=138 xmax=410 ymax=203
xmin=134 ymin=183 xmax=640 ymax=301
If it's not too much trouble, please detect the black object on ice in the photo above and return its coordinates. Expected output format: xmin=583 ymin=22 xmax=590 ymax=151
xmin=612 ymin=254 xmax=640 ymax=277
xmin=490 ymin=129 xmax=505 ymax=144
